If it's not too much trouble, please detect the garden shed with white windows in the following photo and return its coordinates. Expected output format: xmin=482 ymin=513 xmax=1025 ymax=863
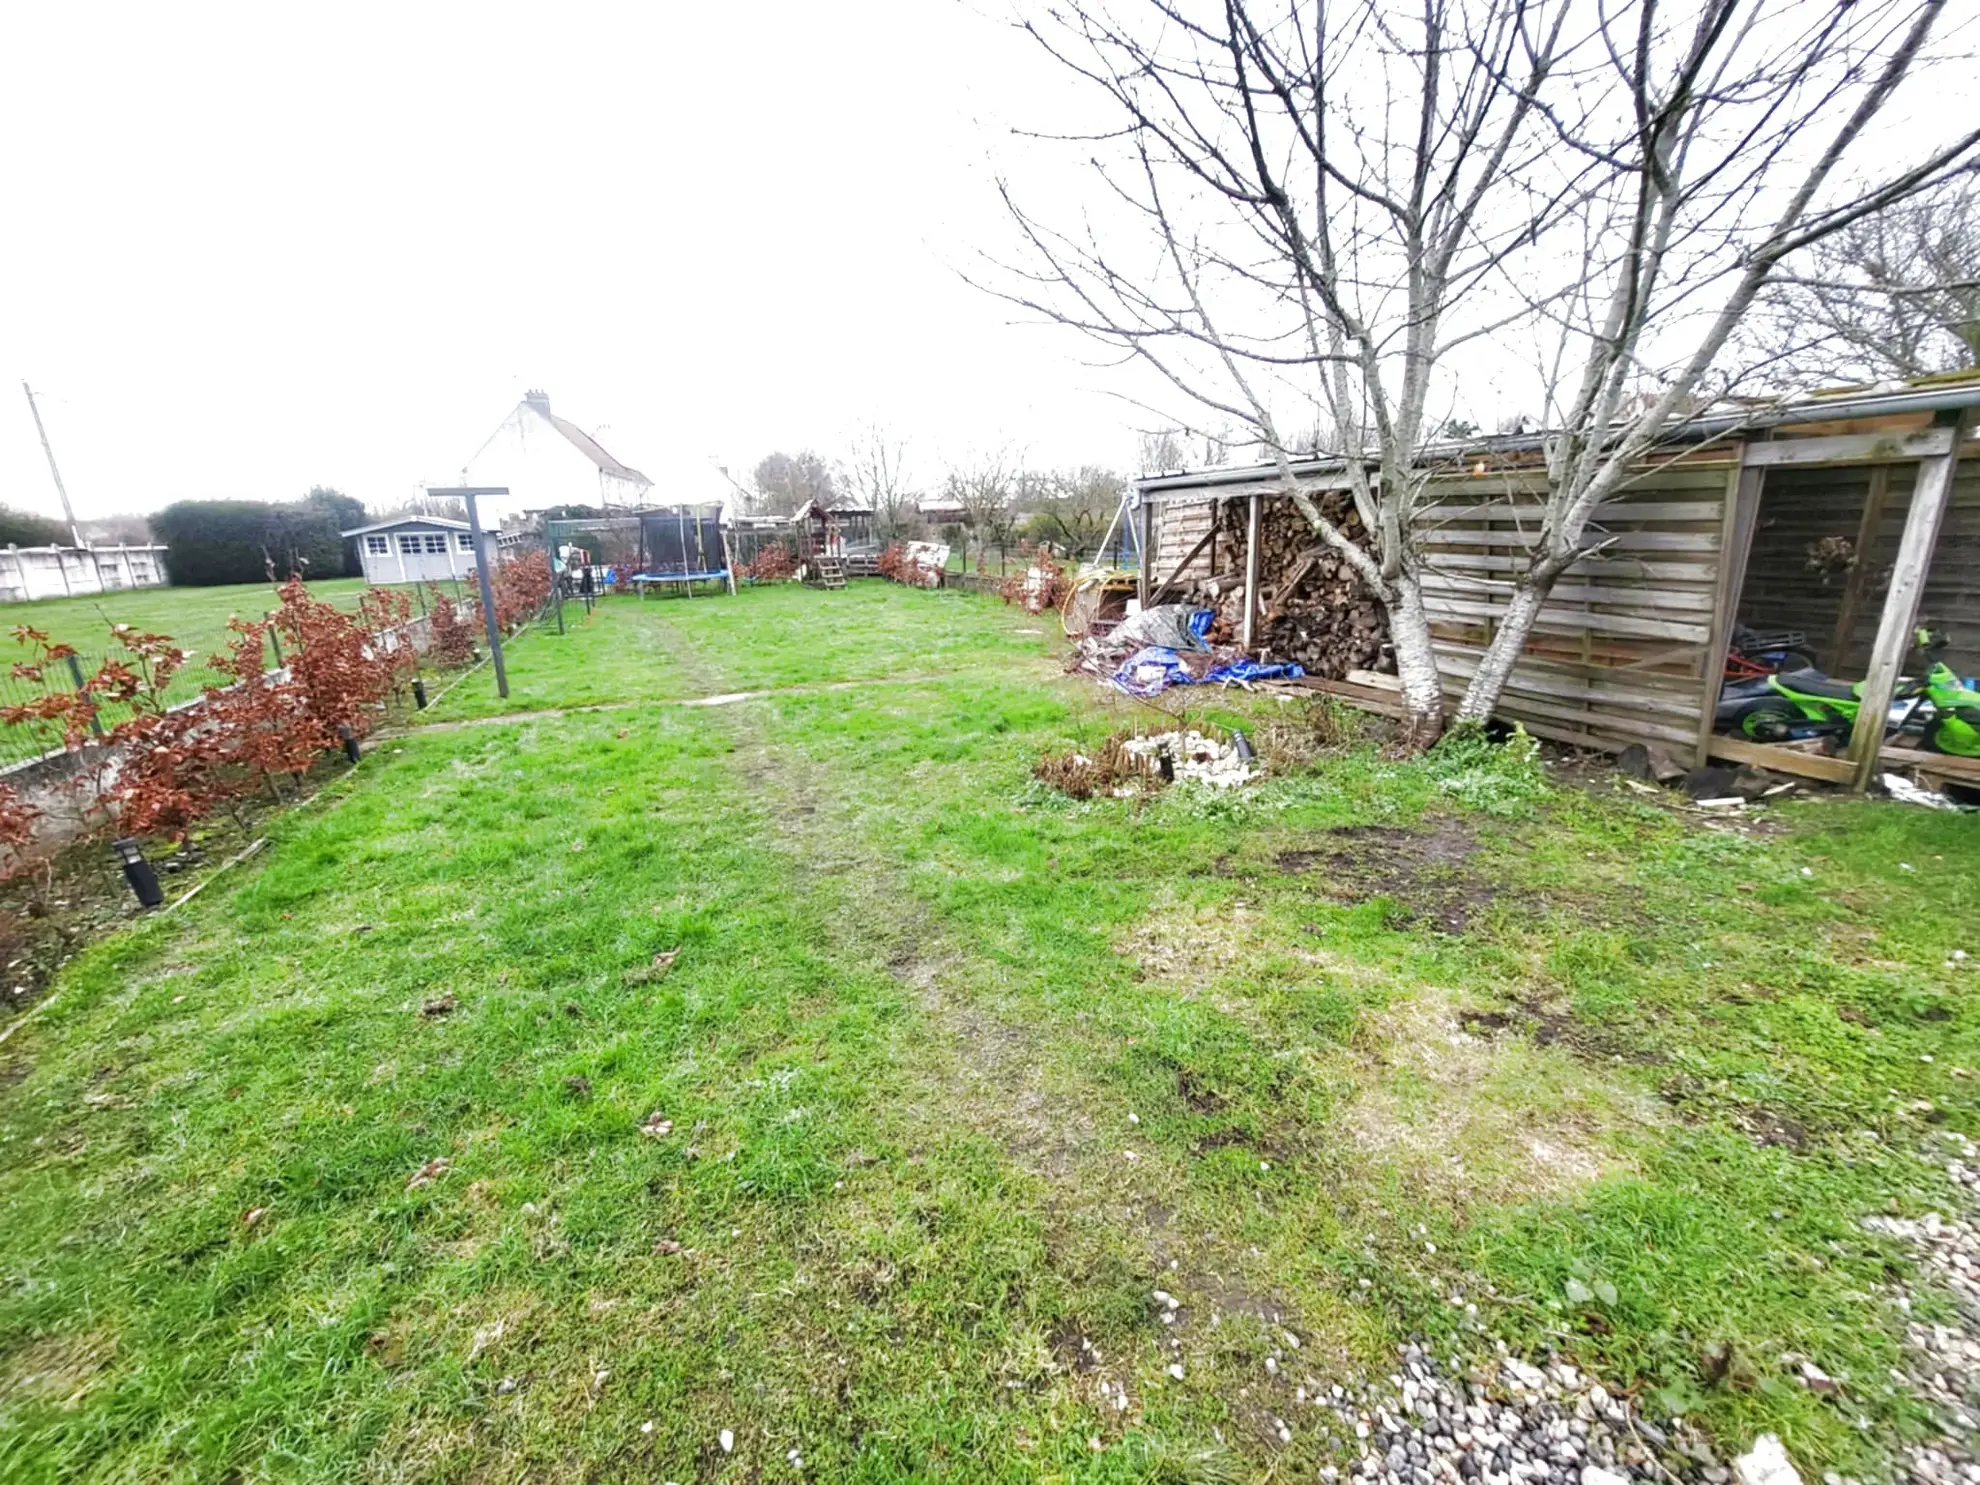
xmin=342 ymin=518 xmax=479 ymax=585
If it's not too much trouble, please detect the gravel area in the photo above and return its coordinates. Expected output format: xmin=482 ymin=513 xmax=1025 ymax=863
xmin=1863 ymin=1131 xmax=1980 ymax=1485
xmin=1316 ymin=1342 xmax=1731 ymax=1485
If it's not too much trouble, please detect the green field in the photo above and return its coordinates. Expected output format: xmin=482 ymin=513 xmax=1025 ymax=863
xmin=0 ymin=578 xmax=457 ymax=760
xmin=1 ymin=584 xmax=1975 ymax=1481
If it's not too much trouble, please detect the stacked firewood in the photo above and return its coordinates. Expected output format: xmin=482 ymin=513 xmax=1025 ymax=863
xmin=1192 ymin=494 xmax=1391 ymax=679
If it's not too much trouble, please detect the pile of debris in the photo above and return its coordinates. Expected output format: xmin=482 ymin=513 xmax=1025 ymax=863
xmin=1033 ymin=727 xmax=1258 ymax=798
xmin=1066 ymin=604 xmax=1303 ymax=696
xmin=1207 ymin=493 xmax=1390 ymax=680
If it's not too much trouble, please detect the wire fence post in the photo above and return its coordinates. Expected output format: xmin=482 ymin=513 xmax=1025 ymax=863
xmin=64 ymin=652 xmax=104 ymax=737
xmin=266 ymin=615 xmax=284 ymax=670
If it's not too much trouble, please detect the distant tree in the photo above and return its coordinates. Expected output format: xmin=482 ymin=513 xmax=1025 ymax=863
xmin=840 ymin=424 xmax=917 ymax=538
xmin=1757 ymin=178 xmax=1980 ymax=384
xmin=1023 ymin=467 xmax=1124 ymax=559
xmin=367 ymin=493 xmax=468 ymax=523
xmin=751 ymin=451 xmax=836 ymax=516
xmin=943 ymin=454 xmax=1018 ymax=573
xmin=78 ymin=513 xmax=155 ymax=546
xmin=151 ymin=500 xmax=341 ymax=587
xmin=0 ymin=506 xmax=71 ymax=547
xmin=304 ymin=486 xmax=367 ymax=577
xmin=1137 ymin=429 xmax=1187 ymax=476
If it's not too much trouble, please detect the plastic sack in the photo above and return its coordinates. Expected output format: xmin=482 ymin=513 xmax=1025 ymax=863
xmin=1108 ymin=605 xmax=1216 ymax=653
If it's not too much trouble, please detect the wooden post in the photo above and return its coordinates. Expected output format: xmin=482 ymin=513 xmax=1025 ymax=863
xmin=1827 ymin=464 xmax=1891 ymax=671
xmin=1845 ymin=413 xmax=1972 ymax=791
xmin=1136 ymin=497 xmax=1153 ymax=606
xmin=1694 ymin=450 xmax=1762 ymax=767
xmin=1242 ymin=492 xmax=1262 ymax=651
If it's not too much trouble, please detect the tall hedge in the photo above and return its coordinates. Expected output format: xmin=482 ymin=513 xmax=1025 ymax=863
xmin=151 ymin=500 xmax=345 ymax=587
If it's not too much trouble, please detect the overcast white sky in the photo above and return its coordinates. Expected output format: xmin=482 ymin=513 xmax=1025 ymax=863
xmin=0 ymin=1 xmax=1136 ymax=522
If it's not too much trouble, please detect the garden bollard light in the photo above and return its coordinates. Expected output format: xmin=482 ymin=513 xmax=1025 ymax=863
xmin=112 ymin=837 xmax=163 ymax=910
xmin=1231 ymin=729 xmax=1255 ymax=763
xmin=412 ymin=679 xmax=428 ymax=710
xmin=337 ymin=723 xmax=362 ymax=764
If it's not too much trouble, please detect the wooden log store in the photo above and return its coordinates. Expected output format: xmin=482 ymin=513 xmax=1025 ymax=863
xmin=1132 ymin=377 xmax=1980 ymax=792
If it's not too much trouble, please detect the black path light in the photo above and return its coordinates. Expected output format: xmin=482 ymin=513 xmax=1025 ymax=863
xmin=411 ymin=678 xmax=428 ymax=710
xmin=336 ymin=723 xmax=362 ymax=764
xmin=112 ymin=837 xmax=163 ymax=910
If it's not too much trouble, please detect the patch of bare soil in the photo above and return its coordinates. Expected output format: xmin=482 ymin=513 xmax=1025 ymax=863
xmin=1349 ymin=991 xmax=1660 ymax=1206
xmin=1277 ymin=818 xmax=1493 ymax=932
xmin=0 ymin=1329 xmax=116 ymax=1412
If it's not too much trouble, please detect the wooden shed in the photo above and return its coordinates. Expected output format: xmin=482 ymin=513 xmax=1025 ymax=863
xmin=1134 ymin=379 xmax=1980 ymax=791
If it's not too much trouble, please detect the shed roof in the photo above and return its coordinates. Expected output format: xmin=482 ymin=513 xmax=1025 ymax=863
xmin=1137 ymin=376 xmax=1980 ymax=499
xmin=340 ymin=517 xmax=471 ymax=537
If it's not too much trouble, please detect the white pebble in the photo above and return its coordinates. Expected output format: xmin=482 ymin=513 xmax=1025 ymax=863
xmin=719 ymin=1429 xmax=735 ymax=1454
xmin=1168 ymin=1363 xmax=1185 ymax=1380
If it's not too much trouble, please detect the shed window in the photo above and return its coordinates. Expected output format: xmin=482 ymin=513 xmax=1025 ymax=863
xmin=457 ymin=532 xmax=475 ymax=550
xmin=423 ymin=533 xmax=448 ymax=554
xmin=365 ymin=536 xmax=388 ymax=555
xmin=397 ymin=535 xmax=422 ymax=554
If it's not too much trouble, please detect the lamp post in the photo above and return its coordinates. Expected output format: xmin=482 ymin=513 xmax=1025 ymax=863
xmin=425 ymin=487 xmax=510 ymax=700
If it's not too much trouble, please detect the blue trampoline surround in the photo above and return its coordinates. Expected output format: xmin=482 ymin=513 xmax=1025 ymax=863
xmin=628 ymin=569 xmax=731 ymax=590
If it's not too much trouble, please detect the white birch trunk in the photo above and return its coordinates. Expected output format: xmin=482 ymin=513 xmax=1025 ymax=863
xmin=1453 ymin=577 xmax=1553 ymax=726
xmin=1387 ymin=573 xmax=1446 ymax=749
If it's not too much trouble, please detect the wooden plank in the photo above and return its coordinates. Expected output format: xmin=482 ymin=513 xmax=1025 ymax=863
xmin=1827 ymin=463 xmax=1891 ymax=670
xmin=1422 ymin=594 xmax=1709 ymax=643
xmin=1880 ymin=743 xmax=1980 ymax=782
xmin=1242 ymin=493 xmax=1260 ymax=650
xmin=1478 ymin=692 xmax=1699 ymax=747
xmin=1429 ymin=642 xmax=1707 ymax=691
xmin=1418 ymin=572 xmax=1715 ymax=613
xmin=1695 ymin=458 xmax=1761 ymax=765
xmin=1415 ymin=529 xmax=1720 ymax=552
xmin=1707 ymin=734 xmax=1858 ymax=783
xmin=1845 ymin=412 xmax=1973 ymax=788
xmin=1137 ymin=500 xmax=1152 ymax=605
xmin=1418 ymin=500 xmax=1723 ymax=523
xmin=1147 ymin=522 xmax=1219 ymax=607
xmin=1430 ymin=655 xmax=1703 ymax=719
xmin=1422 ymin=550 xmax=1719 ymax=583
xmin=1742 ymin=427 xmax=1954 ymax=468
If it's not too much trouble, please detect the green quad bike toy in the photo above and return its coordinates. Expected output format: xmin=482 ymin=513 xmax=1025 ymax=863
xmin=1716 ymin=627 xmax=1980 ymax=757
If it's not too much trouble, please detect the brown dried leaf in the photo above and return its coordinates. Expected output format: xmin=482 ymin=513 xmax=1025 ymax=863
xmin=406 ymin=1157 xmax=451 ymax=1189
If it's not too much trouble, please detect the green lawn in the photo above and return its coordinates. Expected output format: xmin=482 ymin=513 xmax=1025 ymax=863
xmin=0 ymin=578 xmax=452 ymax=761
xmin=2 ymin=583 xmax=1976 ymax=1481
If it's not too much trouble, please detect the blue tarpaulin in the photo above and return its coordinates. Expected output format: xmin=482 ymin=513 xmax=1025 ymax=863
xmin=1110 ymin=647 xmax=1305 ymax=697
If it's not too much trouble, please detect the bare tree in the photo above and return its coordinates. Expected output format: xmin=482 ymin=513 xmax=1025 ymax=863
xmin=943 ymin=453 xmax=1019 ymax=573
xmin=840 ymin=424 xmax=919 ymax=539
xmin=1755 ymin=177 xmax=1980 ymax=383
xmin=1024 ymin=466 xmax=1127 ymax=558
xmin=1138 ymin=428 xmax=1189 ymax=475
xmin=751 ymin=451 xmax=836 ymax=517
xmin=995 ymin=0 xmax=1980 ymax=746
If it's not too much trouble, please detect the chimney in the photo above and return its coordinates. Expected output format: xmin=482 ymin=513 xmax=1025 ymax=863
xmin=524 ymin=388 xmax=551 ymax=415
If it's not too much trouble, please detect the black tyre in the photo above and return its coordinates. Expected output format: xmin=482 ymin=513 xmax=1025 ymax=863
xmin=1734 ymin=702 xmax=1802 ymax=742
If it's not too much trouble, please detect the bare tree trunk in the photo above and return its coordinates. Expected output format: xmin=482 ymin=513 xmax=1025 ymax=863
xmin=1388 ymin=574 xmax=1445 ymax=748
xmin=1453 ymin=577 xmax=1554 ymax=726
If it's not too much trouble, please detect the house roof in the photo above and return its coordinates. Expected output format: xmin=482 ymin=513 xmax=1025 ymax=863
xmin=792 ymin=498 xmax=876 ymax=522
xmin=341 ymin=517 xmax=471 ymax=537
xmin=516 ymin=393 xmax=651 ymax=486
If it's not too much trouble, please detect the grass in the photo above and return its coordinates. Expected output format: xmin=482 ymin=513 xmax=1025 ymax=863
xmin=2 ymin=582 xmax=1977 ymax=1481
xmin=0 ymin=578 xmax=448 ymax=760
